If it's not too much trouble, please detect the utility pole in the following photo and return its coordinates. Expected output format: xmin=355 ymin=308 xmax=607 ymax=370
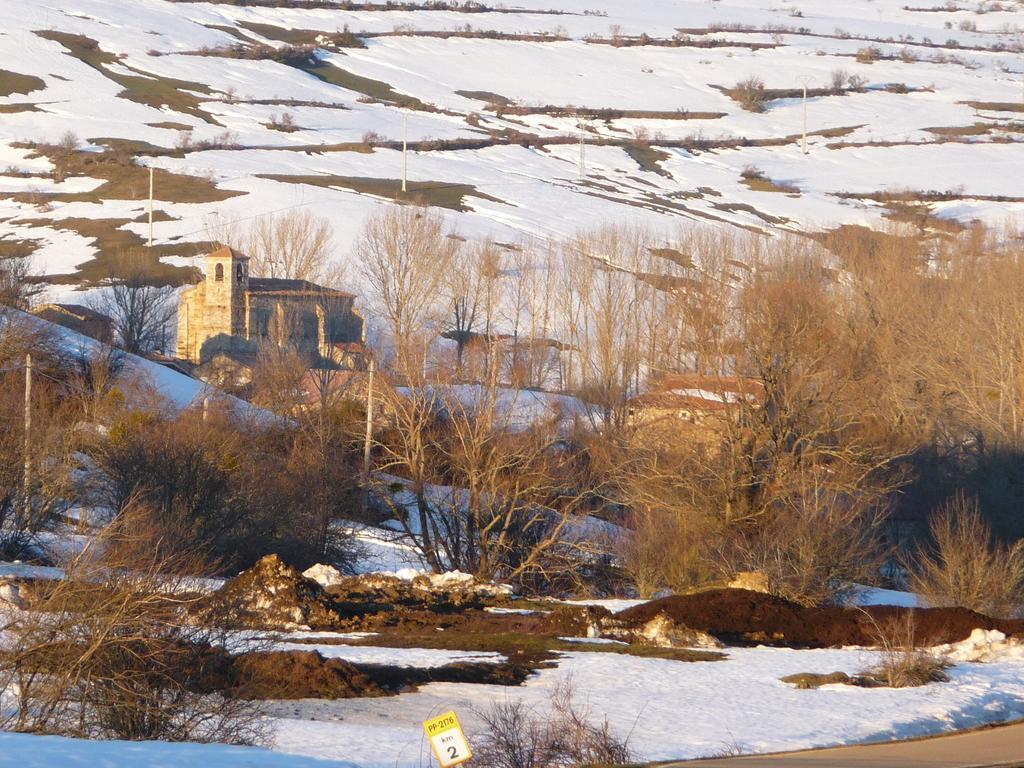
xmin=1019 ymin=33 xmax=1024 ymax=105
xmin=148 ymin=165 xmax=154 ymax=248
xmin=22 ymin=354 xmax=32 ymax=527
xmin=402 ymin=111 xmax=408 ymax=194
xmin=362 ymin=357 xmax=375 ymax=476
xmin=577 ymin=117 xmax=586 ymax=181
xmin=800 ymin=77 xmax=813 ymax=155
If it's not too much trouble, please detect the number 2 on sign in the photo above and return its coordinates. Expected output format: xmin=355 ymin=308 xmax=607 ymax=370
xmin=423 ymin=710 xmax=473 ymax=767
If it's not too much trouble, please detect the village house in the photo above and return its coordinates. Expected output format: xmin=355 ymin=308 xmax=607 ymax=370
xmin=626 ymin=372 xmax=765 ymax=444
xmin=32 ymin=303 xmax=114 ymax=344
xmin=176 ymin=246 xmax=366 ymax=385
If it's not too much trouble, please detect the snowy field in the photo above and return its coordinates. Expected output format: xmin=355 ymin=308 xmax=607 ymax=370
xmin=0 ymin=0 xmax=1022 ymax=304
xmin=3 ymin=643 xmax=1024 ymax=767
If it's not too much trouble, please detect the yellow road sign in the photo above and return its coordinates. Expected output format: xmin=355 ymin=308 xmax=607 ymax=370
xmin=423 ymin=710 xmax=473 ymax=767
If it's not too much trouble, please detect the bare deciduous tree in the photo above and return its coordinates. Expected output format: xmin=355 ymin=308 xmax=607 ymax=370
xmin=206 ymin=209 xmax=334 ymax=282
xmin=908 ymin=493 xmax=1024 ymax=617
xmin=357 ymin=205 xmax=458 ymax=377
xmin=88 ymin=254 xmax=176 ymax=355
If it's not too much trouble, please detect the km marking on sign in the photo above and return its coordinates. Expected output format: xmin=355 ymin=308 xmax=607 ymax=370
xmin=423 ymin=710 xmax=473 ymax=767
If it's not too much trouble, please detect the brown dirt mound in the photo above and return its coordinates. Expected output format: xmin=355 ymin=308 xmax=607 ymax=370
xmin=228 ymin=650 xmax=385 ymax=699
xmin=205 ymin=554 xmax=343 ymax=630
xmin=616 ymin=589 xmax=1024 ymax=648
xmin=325 ymin=573 xmax=486 ymax=616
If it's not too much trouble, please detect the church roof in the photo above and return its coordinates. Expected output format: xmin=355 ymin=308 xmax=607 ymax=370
xmin=247 ymin=277 xmax=354 ymax=298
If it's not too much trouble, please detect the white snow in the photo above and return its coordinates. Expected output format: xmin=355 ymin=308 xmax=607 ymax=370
xmin=302 ymin=563 xmax=346 ymax=588
xmin=268 ymin=642 xmax=504 ymax=669
xmin=266 ymin=646 xmax=1024 ymax=766
xmin=2 ymin=0 xmax=1021 ymax=306
xmin=850 ymin=585 xmax=921 ymax=608
xmin=0 ymin=732 xmax=359 ymax=768
xmin=936 ymin=628 xmax=1024 ymax=663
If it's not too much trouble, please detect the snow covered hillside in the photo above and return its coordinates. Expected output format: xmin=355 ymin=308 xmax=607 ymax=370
xmin=0 ymin=0 xmax=1022 ymax=304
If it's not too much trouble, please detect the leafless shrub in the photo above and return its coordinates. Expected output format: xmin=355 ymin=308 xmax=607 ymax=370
xmin=50 ymin=131 xmax=80 ymax=181
xmin=268 ymin=112 xmax=298 ymax=132
xmin=174 ymin=130 xmax=194 ymax=152
xmin=617 ymin=506 xmax=713 ymax=598
xmin=856 ymin=45 xmax=882 ymax=63
xmin=207 ymin=208 xmax=334 ymax=282
xmin=907 ymin=494 xmax=1024 ymax=618
xmin=732 ymin=75 xmax=768 ymax=112
xmin=828 ymin=68 xmax=849 ymax=92
xmin=473 ymin=682 xmax=632 ymax=768
xmin=859 ymin=611 xmax=950 ymax=688
xmin=847 ymin=74 xmax=869 ymax=91
xmin=0 ymin=511 xmax=269 ymax=743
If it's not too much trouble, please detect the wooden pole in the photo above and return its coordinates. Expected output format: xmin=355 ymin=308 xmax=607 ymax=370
xmin=363 ymin=357 xmax=375 ymax=475
xmin=802 ymin=84 xmax=809 ymax=155
xmin=22 ymin=354 xmax=32 ymax=526
xmin=578 ymin=120 xmax=586 ymax=181
xmin=148 ymin=166 xmax=154 ymax=248
xmin=402 ymin=112 xmax=408 ymax=194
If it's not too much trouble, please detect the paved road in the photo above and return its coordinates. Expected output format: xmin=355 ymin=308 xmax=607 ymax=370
xmin=659 ymin=721 xmax=1024 ymax=768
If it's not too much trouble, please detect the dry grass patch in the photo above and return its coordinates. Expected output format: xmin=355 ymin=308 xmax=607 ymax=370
xmin=35 ymin=31 xmax=221 ymax=124
xmin=962 ymin=101 xmax=1024 ymax=113
xmin=0 ymin=237 xmax=41 ymax=261
xmin=14 ymin=216 xmax=204 ymax=285
xmin=257 ymin=174 xmax=504 ymax=212
xmin=0 ymin=103 xmax=39 ymax=114
xmin=0 ymin=69 xmax=45 ymax=97
xmin=295 ymin=59 xmax=432 ymax=111
xmin=740 ymin=167 xmax=800 ymax=194
xmin=236 ymin=21 xmax=364 ymax=48
xmin=925 ymin=123 xmax=992 ymax=137
xmin=14 ymin=145 xmax=241 ymax=206
xmin=624 ymin=145 xmax=672 ymax=176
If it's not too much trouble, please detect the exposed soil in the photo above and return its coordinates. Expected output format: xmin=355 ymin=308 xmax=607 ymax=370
xmin=226 ymin=650 xmax=385 ymax=699
xmin=202 ymin=555 xmax=347 ymax=630
xmin=615 ymin=589 xmax=1024 ymax=648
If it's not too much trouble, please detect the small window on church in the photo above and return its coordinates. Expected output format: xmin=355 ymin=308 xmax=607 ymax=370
xmin=214 ymin=263 xmax=224 ymax=282
xmin=236 ymin=263 xmax=244 ymax=284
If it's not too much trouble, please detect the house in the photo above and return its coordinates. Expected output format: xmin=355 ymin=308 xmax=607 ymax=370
xmin=32 ymin=303 xmax=113 ymax=344
xmin=626 ymin=373 xmax=765 ymax=440
xmin=176 ymin=247 xmax=366 ymax=373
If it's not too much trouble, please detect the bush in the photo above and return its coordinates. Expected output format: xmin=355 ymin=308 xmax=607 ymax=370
xmin=859 ymin=612 xmax=950 ymax=688
xmin=618 ymin=507 xmax=713 ymax=597
xmin=856 ymin=46 xmax=882 ymax=63
xmin=93 ymin=406 xmax=358 ymax=573
xmin=907 ymin=494 xmax=1024 ymax=618
xmin=732 ymin=75 xmax=768 ymax=113
xmin=473 ymin=683 xmax=632 ymax=768
xmin=0 ymin=517 xmax=268 ymax=742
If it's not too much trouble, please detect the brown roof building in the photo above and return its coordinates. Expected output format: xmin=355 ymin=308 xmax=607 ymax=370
xmin=32 ymin=303 xmax=113 ymax=344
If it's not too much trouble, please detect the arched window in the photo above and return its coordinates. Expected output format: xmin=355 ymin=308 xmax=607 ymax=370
xmin=214 ymin=263 xmax=224 ymax=282
xmin=236 ymin=263 xmax=244 ymax=284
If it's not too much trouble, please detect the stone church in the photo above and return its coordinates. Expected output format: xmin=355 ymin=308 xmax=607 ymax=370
xmin=176 ymin=246 xmax=365 ymax=374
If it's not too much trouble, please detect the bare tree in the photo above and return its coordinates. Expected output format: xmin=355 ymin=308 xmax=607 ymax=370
xmin=88 ymin=254 xmax=176 ymax=355
xmin=357 ymin=205 xmax=458 ymax=377
xmin=908 ymin=493 xmax=1024 ymax=617
xmin=206 ymin=210 xmax=334 ymax=282
xmin=0 ymin=509 xmax=268 ymax=743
